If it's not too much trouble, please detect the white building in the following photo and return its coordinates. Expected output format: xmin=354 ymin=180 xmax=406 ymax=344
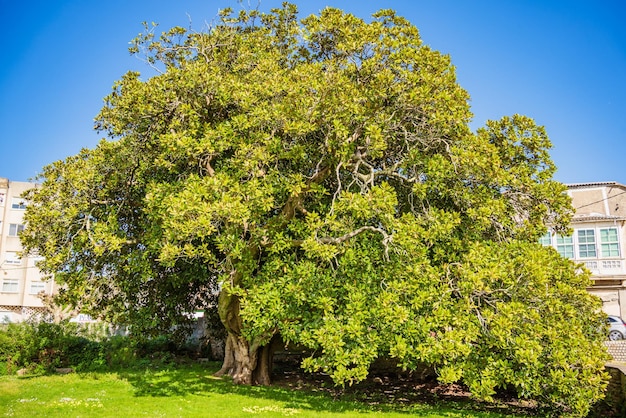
xmin=0 ymin=177 xmax=55 ymax=322
xmin=541 ymin=182 xmax=626 ymax=317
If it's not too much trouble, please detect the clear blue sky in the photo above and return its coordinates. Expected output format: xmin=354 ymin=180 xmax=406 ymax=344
xmin=1 ymin=0 xmax=625 ymax=184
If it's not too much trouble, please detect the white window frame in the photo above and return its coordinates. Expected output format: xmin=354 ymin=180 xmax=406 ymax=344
xmin=8 ymin=223 xmax=25 ymax=237
xmin=577 ymin=229 xmax=597 ymax=258
xmin=539 ymin=232 xmax=552 ymax=246
xmin=551 ymin=226 xmax=623 ymax=261
xmin=29 ymin=282 xmax=46 ymax=295
xmin=600 ymin=227 xmax=621 ymax=258
xmin=11 ymin=198 xmax=27 ymax=210
xmin=556 ymin=234 xmax=574 ymax=259
xmin=1 ymin=279 xmax=19 ymax=293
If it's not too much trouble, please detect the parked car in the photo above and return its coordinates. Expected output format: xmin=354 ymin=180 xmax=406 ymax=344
xmin=608 ymin=316 xmax=626 ymax=340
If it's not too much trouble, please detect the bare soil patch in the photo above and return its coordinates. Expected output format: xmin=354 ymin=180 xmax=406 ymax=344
xmin=271 ymin=362 xmax=539 ymax=416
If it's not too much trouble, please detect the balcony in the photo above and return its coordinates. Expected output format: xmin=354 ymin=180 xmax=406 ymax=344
xmin=583 ymin=259 xmax=626 ymax=277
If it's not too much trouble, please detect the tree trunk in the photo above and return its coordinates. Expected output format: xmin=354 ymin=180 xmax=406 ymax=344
xmin=253 ymin=335 xmax=278 ymax=386
xmin=214 ymin=281 xmax=274 ymax=385
xmin=214 ymin=331 xmax=274 ymax=385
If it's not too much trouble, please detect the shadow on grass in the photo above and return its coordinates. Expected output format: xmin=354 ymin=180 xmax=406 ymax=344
xmin=117 ymin=362 xmax=386 ymax=415
xmin=115 ymin=361 xmax=525 ymax=417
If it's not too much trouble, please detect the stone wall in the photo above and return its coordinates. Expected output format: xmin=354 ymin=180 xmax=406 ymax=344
xmin=592 ymin=365 xmax=626 ymax=417
xmin=594 ymin=342 xmax=626 ymax=416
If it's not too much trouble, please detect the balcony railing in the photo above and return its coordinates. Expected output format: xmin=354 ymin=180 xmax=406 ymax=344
xmin=583 ymin=258 xmax=626 ymax=276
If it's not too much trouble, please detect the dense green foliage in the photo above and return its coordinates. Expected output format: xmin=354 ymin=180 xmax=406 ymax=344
xmin=0 ymin=321 xmax=194 ymax=375
xmin=0 ymin=321 xmax=106 ymax=374
xmin=21 ymin=3 xmax=608 ymax=416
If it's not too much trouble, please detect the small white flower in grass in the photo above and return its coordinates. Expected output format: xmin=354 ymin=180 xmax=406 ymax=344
xmin=242 ymin=405 xmax=300 ymax=416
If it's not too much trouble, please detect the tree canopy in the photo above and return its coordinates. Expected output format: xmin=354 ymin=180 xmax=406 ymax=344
xmin=22 ymin=4 xmax=608 ymax=416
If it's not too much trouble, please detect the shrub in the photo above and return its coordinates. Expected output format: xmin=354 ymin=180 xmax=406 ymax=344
xmin=0 ymin=321 xmax=106 ymax=373
xmin=0 ymin=319 xmax=205 ymax=375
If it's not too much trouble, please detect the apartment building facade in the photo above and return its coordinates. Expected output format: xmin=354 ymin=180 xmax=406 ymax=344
xmin=541 ymin=182 xmax=626 ymax=317
xmin=0 ymin=177 xmax=55 ymax=322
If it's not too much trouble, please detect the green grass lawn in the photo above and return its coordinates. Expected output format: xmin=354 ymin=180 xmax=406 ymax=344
xmin=0 ymin=362 xmax=527 ymax=417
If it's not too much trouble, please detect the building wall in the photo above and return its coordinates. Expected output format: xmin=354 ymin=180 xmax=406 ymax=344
xmin=0 ymin=178 xmax=55 ymax=322
xmin=567 ymin=182 xmax=626 ymax=318
xmin=569 ymin=183 xmax=626 ymax=218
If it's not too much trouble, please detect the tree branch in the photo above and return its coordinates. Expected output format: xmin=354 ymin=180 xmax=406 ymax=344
xmin=319 ymin=225 xmax=392 ymax=260
xmin=281 ymin=165 xmax=330 ymax=220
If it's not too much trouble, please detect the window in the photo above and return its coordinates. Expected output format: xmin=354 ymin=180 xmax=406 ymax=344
xmin=8 ymin=223 xmax=25 ymax=236
xmin=1 ymin=279 xmax=18 ymax=293
xmin=4 ymin=252 xmax=21 ymax=265
xmin=29 ymin=282 xmax=45 ymax=295
xmin=577 ymin=229 xmax=597 ymax=258
xmin=11 ymin=198 xmax=27 ymax=210
xmin=556 ymin=235 xmax=574 ymax=258
xmin=600 ymin=227 xmax=620 ymax=257
xmin=539 ymin=232 xmax=552 ymax=246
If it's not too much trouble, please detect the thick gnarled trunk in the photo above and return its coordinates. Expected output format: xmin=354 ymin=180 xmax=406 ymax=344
xmin=215 ymin=332 xmax=274 ymax=385
xmin=215 ymin=279 xmax=274 ymax=385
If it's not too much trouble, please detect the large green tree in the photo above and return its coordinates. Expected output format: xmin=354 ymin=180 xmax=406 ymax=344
xmin=22 ymin=4 xmax=608 ymax=416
